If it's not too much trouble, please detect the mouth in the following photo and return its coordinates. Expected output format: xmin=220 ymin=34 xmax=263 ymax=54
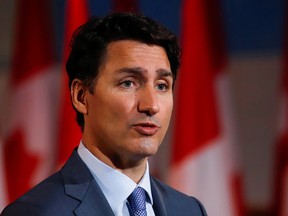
xmin=132 ymin=122 xmax=160 ymax=136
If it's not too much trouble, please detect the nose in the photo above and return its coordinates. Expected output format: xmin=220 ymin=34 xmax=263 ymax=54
xmin=137 ymin=85 xmax=159 ymax=116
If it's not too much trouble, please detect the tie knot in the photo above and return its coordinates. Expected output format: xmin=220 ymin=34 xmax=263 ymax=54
xmin=127 ymin=187 xmax=147 ymax=216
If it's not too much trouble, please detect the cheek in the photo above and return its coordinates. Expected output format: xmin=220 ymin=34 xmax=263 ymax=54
xmin=103 ymin=95 xmax=136 ymax=123
xmin=160 ymin=97 xmax=173 ymax=127
xmin=163 ymin=96 xmax=173 ymax=114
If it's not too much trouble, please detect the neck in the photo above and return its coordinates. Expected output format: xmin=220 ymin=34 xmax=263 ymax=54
xmin=115 ymin=161 xmax=147 ymax=183
xmin=82 ymin=139 xmax=148 ymax=183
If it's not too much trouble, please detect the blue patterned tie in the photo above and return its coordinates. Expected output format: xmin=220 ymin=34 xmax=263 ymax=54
xmin=127 ymin=187 xmax=147 ymax=216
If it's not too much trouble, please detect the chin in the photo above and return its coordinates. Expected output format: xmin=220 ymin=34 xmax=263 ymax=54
xmin=137 ymin=139 xmax=160 ymax=156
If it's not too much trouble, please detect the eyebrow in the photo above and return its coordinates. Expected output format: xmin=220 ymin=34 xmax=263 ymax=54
xmin=156 ymin=68 xmax=173 ymax=78
xmin=116 ymin=67 xmax=173 ymax=78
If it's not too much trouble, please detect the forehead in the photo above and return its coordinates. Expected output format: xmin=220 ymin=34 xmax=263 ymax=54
xmin=101 ymin=40 xmax=171 ymax=71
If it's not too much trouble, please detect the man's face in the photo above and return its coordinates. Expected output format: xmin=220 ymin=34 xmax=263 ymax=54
xmin=82 ymin=40 xmax=173 ymax=166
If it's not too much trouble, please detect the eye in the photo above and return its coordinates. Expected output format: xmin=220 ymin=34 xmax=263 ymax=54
xmin=156 ymin=83 xmax=168 ymax=91
xmin=120 ymin=80 xmax=134 ymax=88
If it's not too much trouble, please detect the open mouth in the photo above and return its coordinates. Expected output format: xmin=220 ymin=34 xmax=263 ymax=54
xmin=132 ymin=122 xmax=160 ymax=136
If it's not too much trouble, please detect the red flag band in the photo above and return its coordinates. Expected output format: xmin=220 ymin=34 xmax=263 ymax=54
xmin=56 ymin=0 xmax=89 ymax=167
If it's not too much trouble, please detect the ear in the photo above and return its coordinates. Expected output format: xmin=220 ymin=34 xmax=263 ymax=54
xmin=71 ymin=79 xmax=88 ymax=115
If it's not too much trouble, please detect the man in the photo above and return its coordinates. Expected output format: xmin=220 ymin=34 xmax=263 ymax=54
xmin=1 ymin=12 xmax=207 ymax=216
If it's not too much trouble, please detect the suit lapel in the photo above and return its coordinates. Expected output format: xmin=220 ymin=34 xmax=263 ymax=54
xmin=73 ymin=180 xmax=114 ymax=216
xmin=150 ymin=177 xmax=167 ymax=216
xmin=61 ymin=149 xmax=114 ymax=216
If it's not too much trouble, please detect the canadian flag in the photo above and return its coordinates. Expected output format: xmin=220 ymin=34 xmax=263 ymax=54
xmin=57 ymin=0 xmax=89 ymax=167
xmin=1 ymin=0 xmax=59 ymax=207
xmin=168 ymin=0 xmax=243 ymax=215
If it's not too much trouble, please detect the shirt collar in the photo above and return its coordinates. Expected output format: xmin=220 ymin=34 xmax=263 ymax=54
xmin=77 ymin=141 xmax=153 ymax=210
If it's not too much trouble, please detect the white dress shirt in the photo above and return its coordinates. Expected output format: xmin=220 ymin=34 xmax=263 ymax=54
xmin=77 ymin=141 xmax=155 ymax=216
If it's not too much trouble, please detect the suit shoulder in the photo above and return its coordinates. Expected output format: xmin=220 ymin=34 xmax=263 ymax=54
xmin=1 ymin=200 xmax=43 ymax=216
xmin=151 ymin=177 xmax=207 ymax=215
xmin=1 ymin=171 xmax=77 ymax=216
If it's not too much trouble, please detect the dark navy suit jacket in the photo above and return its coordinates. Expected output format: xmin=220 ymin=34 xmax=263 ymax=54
xmin=1 ymin=149 xmax=207 ymax=216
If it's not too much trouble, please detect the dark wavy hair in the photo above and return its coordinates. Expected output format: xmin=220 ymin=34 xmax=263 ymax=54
xmin=66 ymin=12 xmax=181 ymax=130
